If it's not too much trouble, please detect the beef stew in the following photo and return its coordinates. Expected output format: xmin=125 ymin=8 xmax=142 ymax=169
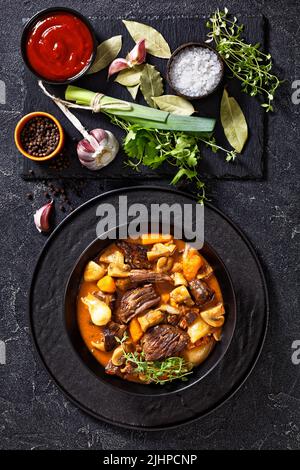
xmin=77 ymin=235 xmax=226 ymax=385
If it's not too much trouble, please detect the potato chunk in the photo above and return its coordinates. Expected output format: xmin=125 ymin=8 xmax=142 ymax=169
xmin=172 ymin=272 xmax=188 ymax=286
xmin=170 ymin=286 xmax=194 ymax=306
xmin=108 ymin=262 xmax=130 ymax=278
xmin=138 ymin=309 xmax=165 ymax=332
xmin=183 ymin=338 xmax=215 ymax=366
xmin=187 ymin=317 xmax=212 ymax=343
xmin=83 ymin=261 xmax=106 ymax=282
xmin=147 ymin=243 xmax=176 ymax=261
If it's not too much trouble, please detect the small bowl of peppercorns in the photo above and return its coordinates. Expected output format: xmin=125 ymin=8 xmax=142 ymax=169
xmin=14 ymin=111 xmax=64 ymax=162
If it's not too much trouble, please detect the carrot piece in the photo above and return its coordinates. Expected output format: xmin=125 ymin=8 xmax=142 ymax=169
xmin=183 ymin=250 xmax=203 ymax=281
xmin=129 ymin=317 xmax=143 ymax=342
xmin=140 ymin=233 xmax=173 ymax=245
xmin=97 ymin=275 xmax=116 ymax=293
xmin=161 ymin=292 xmax=170 ymax=304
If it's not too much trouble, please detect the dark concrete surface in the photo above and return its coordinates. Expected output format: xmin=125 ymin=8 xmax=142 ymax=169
xmin=0 ymin=0 xmax=299 ymax=450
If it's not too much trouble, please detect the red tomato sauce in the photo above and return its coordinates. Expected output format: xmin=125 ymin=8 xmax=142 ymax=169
xmin=25 ymin=12 xmax=94 ymax=81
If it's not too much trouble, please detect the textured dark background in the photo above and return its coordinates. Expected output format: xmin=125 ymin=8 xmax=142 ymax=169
xmin=0 ymin=0 xmax=299 ymax=450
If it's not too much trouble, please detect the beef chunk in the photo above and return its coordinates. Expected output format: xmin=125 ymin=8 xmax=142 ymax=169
xmin=105 ymin=360 xmax=123 ymax=377
xmin=129 ymin=270 xmax=172 ymax=284
xmin=93 ymin=290 xmax=116 ymax=309
xmin=179 ymin=310 xmax=199 ymax=329
xmin=189 ymin=279 xmax=214 ymax=306
xmin=116 ymin=285 xmax=160 ymax=323
xmin=141 ymin=324 xmax=188 ymax=361
xmin=166 ymin=314 xmax=180 ymax=326
xmin=116 ymin=241 xmax=152 ymax=269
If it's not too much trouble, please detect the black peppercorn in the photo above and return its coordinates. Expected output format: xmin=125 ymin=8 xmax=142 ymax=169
xmin=21 ymin=116 xmax=60 ymax=158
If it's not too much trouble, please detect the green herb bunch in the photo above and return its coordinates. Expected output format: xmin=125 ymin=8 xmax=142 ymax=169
xmin=111 ymin=117 xmax=236 ymax=204
xmin=206 ymin=8 xmax=282 ymax=112
xmin=123 ymin=350 xmax=192 ymax=385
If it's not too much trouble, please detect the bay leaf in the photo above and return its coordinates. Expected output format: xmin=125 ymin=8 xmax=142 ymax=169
xmin=220 ymin=89 xmax=248 ymax=153
xmin=140 ymin=64 xmax=164 ymax=108
xmin=152 ymin=95 xmax=195 ymax=116
xmin=115 ymin=64 xmax=145 ymax=86
xmin=127 ymin=84 xmax=140 ymax=100
xmin=87 ymin=35 xmax=122 ymax=74
xmin=122 ymin=20 xmax=171 ymax=59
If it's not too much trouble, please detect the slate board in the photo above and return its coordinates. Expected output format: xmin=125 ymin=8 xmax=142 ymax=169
xmin=20 ymin=14 xmax=265 ymax=180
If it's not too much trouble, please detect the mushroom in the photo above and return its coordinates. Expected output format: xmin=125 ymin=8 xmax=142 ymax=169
xmin=172 ymin=272 xmax=188 ymax=286
xmin=147 ymin=243 xmax=176 ymax=261
xmin=108 ymin=261 xmax=131 ymax=278
xmin=111 ymin=345 xmax=126 ymax=366
xmin=91 ymin=340 xmax=106 ymax=352
xmin=200 ymin=303 xmax=225 ymax=327
xmin=81 ymin=293 xmax=112 ymax=326
xmin=183 ymin=337 xmax=215 ymax=366
xmin=159 ymin=304 xmax=180 ymax=315
xmin=213 ymin=327 xmax=222 ymax=341
xmin=156 ymin=256 xmax=174 ymax=273
xmin=170 ymin=285 xmax=194 ymax=306
xmin=137 ymin=309 xmax=165 ymax=332
xmin=91 ymin=322 xmax=126 ymax=352
xmin=83 ymin=261 xmax=106 ymax=282
xmin=187 ymin=316 xmax=212 ymax=343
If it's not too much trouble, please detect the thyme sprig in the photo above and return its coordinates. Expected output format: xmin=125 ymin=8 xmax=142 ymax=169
xmin=116 ymin=334 xmax=192 ymax=385
xmin=206 ymin=8 xmax=282 ymax=112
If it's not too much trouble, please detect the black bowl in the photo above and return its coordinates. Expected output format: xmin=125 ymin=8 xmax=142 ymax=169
xmin=65 ymin=228 xmax=236 ymax=397
xmin=166 ymin=42 xmax=224 ymax=100
xmin=21 ymin=7 xmax=97 ymax=85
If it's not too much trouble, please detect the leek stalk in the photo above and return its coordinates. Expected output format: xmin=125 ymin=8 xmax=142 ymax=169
xmin=65 ymin=85 xmax=216 ymax=136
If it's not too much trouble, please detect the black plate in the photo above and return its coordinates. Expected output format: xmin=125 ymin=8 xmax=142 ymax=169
xmin=29 ymin=186 xmax=269 ymax=430
xmin=65 ymin=234 xmax=236 ymax=397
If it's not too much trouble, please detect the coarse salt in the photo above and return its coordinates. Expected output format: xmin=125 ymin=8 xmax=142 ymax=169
xmin=169 ymin=46 xmax=222 ymax=97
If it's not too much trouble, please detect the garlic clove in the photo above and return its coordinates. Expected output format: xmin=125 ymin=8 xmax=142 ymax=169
xmin=128 ymin=39 xmax=146 ymax=66
xmin=108 ymin=58 xmax=129 ymax=77
xmin=33 ymin=200 xmax=53 ymax=233
xmin=89 ymin=128 xmax=107 ymax=143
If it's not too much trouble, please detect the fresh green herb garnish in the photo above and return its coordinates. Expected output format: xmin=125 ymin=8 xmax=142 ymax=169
xmin=116 ymin=334 xmax=192 ymax=384
xmin=111 ymin=116 xmax=235 ymax=204
xmin=123 ymin=351 xmax=192 ymax=385
xmin=206 ymin=8 xmax=282 ymax=112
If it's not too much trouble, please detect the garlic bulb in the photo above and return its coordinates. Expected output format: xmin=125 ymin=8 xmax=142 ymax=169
xmin=37 ymin=83 xmax=119 ymax=172
xmin=77 ymin=129 xmax=119 ymax=170
xmin=33 ymin=200 xmax=53 ymax=232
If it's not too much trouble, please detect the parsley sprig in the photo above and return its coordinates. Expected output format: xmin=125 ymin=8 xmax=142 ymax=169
xmin=111 ymin=116 xmax=235 ymax=203
xmin=206 ymin=8 xmax=282 ymax=112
